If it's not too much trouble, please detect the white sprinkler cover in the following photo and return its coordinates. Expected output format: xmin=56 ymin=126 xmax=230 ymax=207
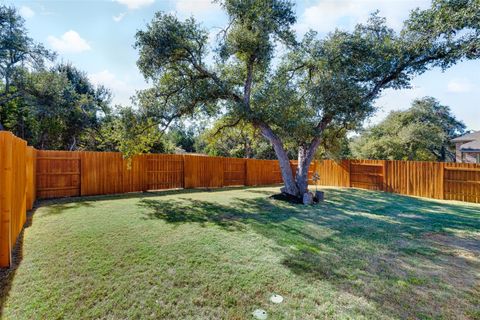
xmin=270 ymin=294 xmax=284 ymax=304
xmin=253 ymin=309 xmax=268 ymax=320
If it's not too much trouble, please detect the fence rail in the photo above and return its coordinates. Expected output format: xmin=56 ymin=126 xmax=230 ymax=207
xmin=1 ymin=131 xmax=480 ymax=267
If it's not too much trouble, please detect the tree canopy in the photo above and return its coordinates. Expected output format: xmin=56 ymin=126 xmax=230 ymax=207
xmin=1 ymin=1 xmax=479 ymax=199
xmin=0 ymin=6 xmax=54 ymax=103
xmin=198 ymin=119 xmax=281 ymax=159
xmin=0 ymin=5 xmax=112 ymax=150
xmin=351 ymin=97 xmax=466 ymax=161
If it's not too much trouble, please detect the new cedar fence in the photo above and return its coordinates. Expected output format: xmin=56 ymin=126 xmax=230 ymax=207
xmin=1 ymin=132 xmax=480 ymax=267
xmin=0 ymin=132 xmax=35 ymax=267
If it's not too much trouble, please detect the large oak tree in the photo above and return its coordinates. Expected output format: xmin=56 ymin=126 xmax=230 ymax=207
xmin=134 ymin=0 xmax=480 ymax=199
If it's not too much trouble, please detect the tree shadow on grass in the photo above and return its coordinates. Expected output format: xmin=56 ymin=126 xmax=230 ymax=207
xmin=138 ymin=188 xmax=480 ymax=319
xmin=40 ymin=200 xmax=95 ymax=217
xmin=243 ymin=189 xmax=278 ymax=196
xmin=36 ymin=185 xmax=260 ymax=208
xmin=139 ymin=198 xmax=249 ymax=231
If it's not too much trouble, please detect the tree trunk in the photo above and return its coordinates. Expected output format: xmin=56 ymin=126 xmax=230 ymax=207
xmin=295 ymin=137 xmax=322 ymax=196
xmin=256 ymin=122 xmax=322 ymax=200
xmin=257 ymin=122 xmax=299 ymax=196
xmin=296 ymin=147 xmax=310 ymax=195
xmin=69 ymin=136 xmax=77 ymax=151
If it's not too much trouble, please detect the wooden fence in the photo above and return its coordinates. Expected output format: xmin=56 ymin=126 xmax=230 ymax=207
xmin=33 ymin=152 xmax=285 ymax=198
xmin=0 ymin=132 xmax=36 ymax=267
xmin=33 ymin=150 xmax=480 ymax=203
xmin=314 ymin=159 xmax=480 ymax=203
xmin=2 ymin=131 xmax=480 ymax=267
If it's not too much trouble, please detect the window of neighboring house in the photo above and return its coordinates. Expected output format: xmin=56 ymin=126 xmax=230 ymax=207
xmin=461 ymin=152 xmax=465 ymax=163
xmin=477 ymin=153 xmax=480 ymax=164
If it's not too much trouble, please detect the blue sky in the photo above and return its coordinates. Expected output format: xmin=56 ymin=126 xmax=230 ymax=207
xmin=6 ymin=0 xmax=480 ymax=130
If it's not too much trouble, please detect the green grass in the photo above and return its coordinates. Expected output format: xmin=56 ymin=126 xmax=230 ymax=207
xmin=1 ymin=186 xmax=479 ymax=319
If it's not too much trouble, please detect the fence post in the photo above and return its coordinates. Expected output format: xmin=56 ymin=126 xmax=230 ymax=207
xmin=80 ymin=152 xmax=85 ymax=196
xmin=439 ymin=162 xmax=445 ymax=200
xmin=244 ymin=158 xmax=248 ymax=186
xmin=0 ymin=132 xmax=13 ymax=267
xmin=79 ymin=152 xmax=83 ymax=196
xmin=347 ymin=160 xmax=351 ymax=188
xmin=182 ymin=155 xmax=186 ymax=189
xmin=382 ymin=160 xmax=388 ymax=192
xmin=221 ymin=157 xmax=225 ymax=188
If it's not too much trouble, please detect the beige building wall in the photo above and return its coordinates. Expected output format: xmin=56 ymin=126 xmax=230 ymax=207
xmin=458 ymin=150 xmax=480 ymax=163
xmin=455 ymin=142 xmax=480 ymax=163
xmin=455 ymin=142 xmax=464 ymax=162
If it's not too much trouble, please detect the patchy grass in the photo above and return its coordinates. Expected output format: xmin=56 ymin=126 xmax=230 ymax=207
xmin=1 ymin=187 xmax=479 ymax=319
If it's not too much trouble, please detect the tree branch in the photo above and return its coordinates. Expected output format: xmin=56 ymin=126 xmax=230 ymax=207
xmin=364 ymin=50 xmax=450 ymax=101
xmin=212 ymin=117 xmax=242 ymax=136
xmin=0 ymin=91 xmax=21 ymax=105
xmin=243 ymin=56 xmax=255 ymax=110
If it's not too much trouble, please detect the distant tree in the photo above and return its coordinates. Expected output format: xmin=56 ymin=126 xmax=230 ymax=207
xmin=317 ymin=128 xmax=352 ymax=160
xmin=52 ymin=64 xmax=112 ymax=150
xmin=96 ymin=106 xmax=174 ymax=156
xmin=22 ymin=69 xmax=71 ymax=148
xmin=132 ymin=0 xmax=479 ymax=199
xmin=0 ymin=6 xmax=111 ymax=150
xmin=0 ymin=5 xmax=55 ymax=129
xmin=198 ymin=117 xmax=351 ymax=160
xmin=351 ymin=97 xmax=465 ymax=161
xmin=166 ymin=124 xmax=197 ymax=153
xmin=16 ymin=64 xmax=112 ymax=150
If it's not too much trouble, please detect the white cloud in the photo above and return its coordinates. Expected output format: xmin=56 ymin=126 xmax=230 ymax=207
xmin=47 ymin=30 xmax=91 ymax=54
xmin=175 ymin=0 xmax=221 ymax=17
xmin=19 ymin=5 xmax=35 ymax=18
xmin=296 ymin=0 xmax=430 ymax=35
xmin=38 ymin=5 xmax=54 ymax=16
xmin=114 ymin=0 xmax=154 ymax=10
xmin=89 ymin=70 xmax=146 ymax=106
xmin=89 ymin=70 xmax=127 ymax=90
xmin=447 ymin=78 xmax=474 ymax=93
xmin=113 ymin=12 xmax=126 ymax=22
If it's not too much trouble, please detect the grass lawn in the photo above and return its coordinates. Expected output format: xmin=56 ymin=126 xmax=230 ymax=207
xmin=1 ymin=186 xmax=479 ymax=319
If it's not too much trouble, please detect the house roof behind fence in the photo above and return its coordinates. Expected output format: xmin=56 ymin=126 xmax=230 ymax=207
xmin=459 ymin=140 xmax=480 ymax=152
xmin=452 ymin=131 xmax=480 ymax=142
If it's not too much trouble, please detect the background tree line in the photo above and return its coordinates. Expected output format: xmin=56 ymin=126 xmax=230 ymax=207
xmin=0 ymin=6 xmax=109 ymax=150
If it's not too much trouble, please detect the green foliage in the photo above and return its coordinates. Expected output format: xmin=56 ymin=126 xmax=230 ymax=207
xmin=0 ymin=6 xmax=54 ymax=105
xmin=316 ymin=128 xmax=352 ymax=160
xmin=6 ymin=64 xmax=112 ymax=150
xmin=351 ymin=97 xmax=466 ymax=161
xmin=218 ymin=0 xmax=296 ymax=65
xmin=96 ymin=106 xmax=174 ymax=158
xmin=133 ymin=0 xmax=480 ymax=167
xmin=197 ymin=118 xmax=284 ymax=158
xmin=134 ymin=13 xmax=223 ymax=129
xmin=165 ymin=124 xmax=197 ymax=153
xmin=133 ymin=0 xmax=299 ymax=136
xmin=0 ymin=6 xmax=112 ymax=151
